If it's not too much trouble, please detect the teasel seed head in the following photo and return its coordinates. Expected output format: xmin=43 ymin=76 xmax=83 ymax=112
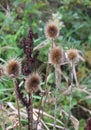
xmin=49 ymin=46 xmax=63 ymax=65
xmin=44 ymin=20 xmax=59 ymax=39
xmin=0 ymin=65 xmax=3 ymax=78
xmin=67 ymin=49 xmax=78 ymax=61
xmin=6 ymin=58 xmax=21 ymax=78
xmin=25 ymin=72 xmax=41 ymax=93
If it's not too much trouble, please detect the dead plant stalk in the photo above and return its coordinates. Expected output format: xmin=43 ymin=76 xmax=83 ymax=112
xmin=13 ymin=79 xmax=22 ymax=130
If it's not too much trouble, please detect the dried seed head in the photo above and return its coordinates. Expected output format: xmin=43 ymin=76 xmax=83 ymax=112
xmin=67 ymin=49 xmax=78 ymax=61
xmin=0 ymin=65 xmax=3 ymax=78
xmin=6 ymin=58 xmax=21 ymax=78
xmin=49 ymin=46 xmax=63 ymax=65
xmin=25 ymin=73 xmax=41 ymax=93
xmin=44 ymin=21 xmax=59 ymax=39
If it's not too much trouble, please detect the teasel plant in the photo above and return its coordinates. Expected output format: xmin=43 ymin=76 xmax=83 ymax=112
xmin=6 ymin=29 xmax=40 ymax=130
xmin=4 ymin=28 xmax=40 ymax=130
xmin=25 ymin=72 xmax=41 ymax=130
xmin=44 ymin=14 xmax=64 ymax=48
xmin=44 ymin=20 xmax=59 ymax=47
xmin=49 ymin=45 xmax=64 ymax=130
xmin=65 ymin=49 xmax=77 ymax=128
xmin=5 ymin=58 xmax=22 ymax=130
xmin=44 ymin=18 xmax=85 ymax=129
xmin=44 ymin=19 xmax=64 ymax=130
xmin=65 ymin=48 xmax=85 ymax=128
xmin=21 ymin=28 xmax=40 ymax=130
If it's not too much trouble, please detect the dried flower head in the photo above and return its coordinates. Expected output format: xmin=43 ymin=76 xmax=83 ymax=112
xmin=0 ymin=65 xmax=3 ymax=78
xmin=25 ymin=73 xmax=41 ymax=93
xmin=49 ymin=46 xmax=63 ymax=65
xmin=6 ymin=58 xmax=21 ymax=78
xmin=44 ymin=20 xmax=59 ymax=39
xmin=67 ymin=49 xmax=78 ymax=61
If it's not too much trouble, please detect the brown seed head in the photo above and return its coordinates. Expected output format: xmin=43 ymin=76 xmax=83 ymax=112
xmin=44 ymin=21 xmax=59 ymax=39
xmin=68 ymin=49 xmax=78 ymax=61
xmin=6 ymin=58 xmax=21 ymax=78
xmin=25 ymin=73 xmax=41 ymax=93
xmin=49 ymin=46 xmax=63 ymax=65
xmin=0 ymin=65 xmax=3 ymax=78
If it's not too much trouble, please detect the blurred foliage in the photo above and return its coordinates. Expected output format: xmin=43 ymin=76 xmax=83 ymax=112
xmin=0 ymin=0 xmax=91 ymax=129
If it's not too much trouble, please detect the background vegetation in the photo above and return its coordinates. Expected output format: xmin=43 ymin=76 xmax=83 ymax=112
xmin=0 ymin=0 xmax=91 ymax=130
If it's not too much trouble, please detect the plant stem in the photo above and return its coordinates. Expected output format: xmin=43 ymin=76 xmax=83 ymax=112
xmin=66 ymin=62 xmax=74 ymax=128
xmin=69 ymin=62 xmax=74 ymax=119
xmin=13 ymin=79 xmax=22 ymax=130
xmin=14 ymin=79 xmax=28 ymax=107
xmin=27 ymin=93 xmax=33 ymax=130
xmin=53 ymin=66 xmax=59 ymax=130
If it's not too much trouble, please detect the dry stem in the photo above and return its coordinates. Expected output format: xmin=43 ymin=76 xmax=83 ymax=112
xmin=65 ymin=62 xmax=74 ymax=128
xmin=13 ymin=79 xmax=22 ymax=130
xmin=27 ymin=93 xmax=33 ymax=130
xmin=53 ymin=65 xmax=59 ymax=130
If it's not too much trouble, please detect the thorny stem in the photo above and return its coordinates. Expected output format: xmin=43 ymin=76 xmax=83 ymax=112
xmin=14 ymin=79 xmax=28 ymax=107
xmin=53 ymin=65 xmax=59 ymax=130
xmin=52 ymin=38 xmax=56 ymax=48
xmin=13 ymin=79 xmax=22 ymax=130
xmin=27 ymin=93 xmax=33 ymax=130
xmin=69 ymin=62 xmax=74 ymax=120
xmin=14 ymin=79 xmax=33 ymax=130
xmin=65 ymin=62 xmax=74 ymax=129
xmin=73 ymin=64 xmax=79 ymax=86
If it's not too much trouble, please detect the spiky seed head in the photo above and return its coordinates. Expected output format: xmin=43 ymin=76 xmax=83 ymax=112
xmin=0 ymin=65 xmax=3 ymax=78
xmin=6 ymin=58 xmax=21 ymax=78
xmin=67 ymin=49 xmax=78 ymax=61
xmin=25 ymin=73 xmax=41 ymax=93
xmin=44 ymin=20 xmax=59 ymax=39
xmin=49 ymin=46 xmax=63 ymax=65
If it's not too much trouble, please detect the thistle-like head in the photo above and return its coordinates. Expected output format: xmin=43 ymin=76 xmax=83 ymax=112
xmin=6 ymin=58 xmax=21 ymax=78
xmin=25 ymin=72 xmax=41 ymax=93
xmin=49 ymin=46 xmax=63 ymax=65
xmin=67 ymin=49 xmax=78 ymax=61
xmin=44 ymin=20 xmax=59 ymax=39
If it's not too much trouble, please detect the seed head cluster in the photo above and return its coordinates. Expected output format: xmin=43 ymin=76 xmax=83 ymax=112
xmin=6 ymin=58 xmax=21 ymax=78
xmin=67 ymin=49 xmax=78 ymax=61
xmin=49 ymin=46 xmax=63 ymax=65
xmin=44 ymin=21 xmax=59 ymax=39
xmin=25 ymin=73 xmax=41 ymax=93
